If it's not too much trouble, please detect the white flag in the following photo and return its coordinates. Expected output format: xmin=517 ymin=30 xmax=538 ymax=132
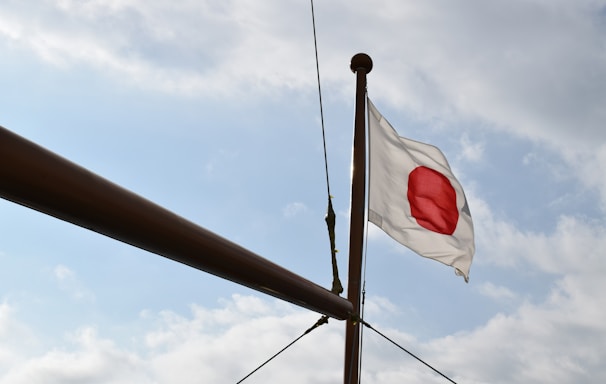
xmin=367 ymin=99 xmax=475 ymax=281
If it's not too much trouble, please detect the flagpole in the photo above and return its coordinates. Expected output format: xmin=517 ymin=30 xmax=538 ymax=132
xmin=344 ymin=53 xmax=372 ymax=384
xmin=0 ymin=126 xmax=353 ymax=320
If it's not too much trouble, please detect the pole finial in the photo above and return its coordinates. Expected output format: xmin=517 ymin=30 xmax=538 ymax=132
xmin=350 ymin=53 xmax=373 ymax=73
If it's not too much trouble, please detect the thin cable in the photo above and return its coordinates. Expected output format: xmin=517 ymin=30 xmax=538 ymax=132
xmin=357 ymin=93 xmax=373 ymax=382
xmin=358 ymin=286 xmax=365 ymax=384
xmin=359 ymin=318 xmax=458 ymax=384
xmin=310 ymin=0 xmax=330 ymax=197
xmin=235 ymin=316 xmax=329 ymax=384
xmin=311 ymin=0 xmax=343 ymax=295
xmin=358 ymin=210 xmax=371 ymax=382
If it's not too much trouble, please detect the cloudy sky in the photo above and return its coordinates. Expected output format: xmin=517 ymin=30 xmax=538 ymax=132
xmin=1 ymin=0 xmax=606 ymax=383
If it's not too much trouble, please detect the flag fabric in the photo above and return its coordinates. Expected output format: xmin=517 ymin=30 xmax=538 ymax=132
xmin=367 ymin=98 xmax=475 ymax=281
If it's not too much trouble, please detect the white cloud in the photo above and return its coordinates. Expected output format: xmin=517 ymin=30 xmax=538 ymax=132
xmin=0 ymin=326 xmax=147 ymax=384
xmin=53 ymin=264 xmax=74 ymax=281
xmin=2 ymin=1 xmax=605 ymax=155
xmin=52 ymin=265 xmax=95 ymax=302
xmin=282 ymin=202 xmax=309 ymax=218
xmin=0 ymin=302 xmax=39 ymax=373
xmin=4 ymin=0 xmax=605 ymax=206
xmin=0 ymin=295 xmax=339 ymax=383
xmin=362 ymin=295 xmax=401 ymax=320
xmin=473 ymin=191 xmax=606 ymax=276
xmin=0 ymin=0 xmax=320 ymax=97
xmin=458 ymin=133 xmax=484 ymax=163
xmin=357 ymin=266 xmax=606 ymax=383
xmin=1 ymin=0 xmax=604 ymax=138
xmin=565 ymin=144 xmax=606 ymax=209
xmin=0 ymin=288 xmax=604 ymax=383
xmin=432 ymin=276 xmax=606 ymax=383
xmin=475 ymin=282 xmax=517 ymax=301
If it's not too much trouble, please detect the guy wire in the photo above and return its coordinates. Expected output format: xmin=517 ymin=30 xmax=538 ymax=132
xmin=359 ymin=203 xmax=371 ymax=381
xmin=311 ymin=0 xmax=343 ymax=295
xmin=310 ymin=0 xmax=330 ymax=197
xmin=359 ymin=317 xmax=459 ymax=384
xmin=235 ymin=316 xmax=329 ymax=383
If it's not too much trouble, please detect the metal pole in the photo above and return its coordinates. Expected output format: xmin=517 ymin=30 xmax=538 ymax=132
xmin=0 ymin=126 xmax=352 ymax=320
xmin=343 ymin=53 xmax=372 ymax=384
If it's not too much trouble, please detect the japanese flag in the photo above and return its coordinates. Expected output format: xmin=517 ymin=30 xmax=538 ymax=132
xmin=367 ymin=99 xmax=475 ymax=281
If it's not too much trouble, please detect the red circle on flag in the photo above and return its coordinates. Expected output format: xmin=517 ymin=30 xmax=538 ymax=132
xmin=407 ymin=166 xmax=458 ymax=235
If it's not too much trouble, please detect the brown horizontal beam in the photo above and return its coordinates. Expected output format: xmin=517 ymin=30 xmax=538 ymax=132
xmin=0 ymin=126 xmax=352 ymax=320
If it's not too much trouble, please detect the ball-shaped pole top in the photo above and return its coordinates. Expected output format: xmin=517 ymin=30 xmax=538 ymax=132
xmin=350 ymin=53 xmax=373 ymax=73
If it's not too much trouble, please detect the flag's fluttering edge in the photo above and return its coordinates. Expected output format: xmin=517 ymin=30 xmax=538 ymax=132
xmin=367 ymin=99 xmax=475 ymax=281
